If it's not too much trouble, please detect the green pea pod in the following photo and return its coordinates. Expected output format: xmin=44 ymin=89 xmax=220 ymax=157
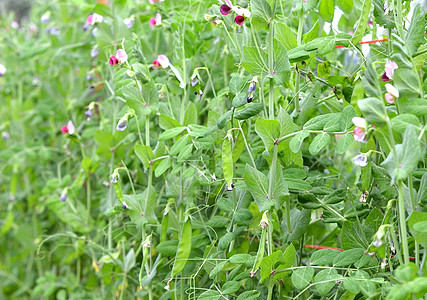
xmin=250 ymin=228 xmax=266 ymax=275
xmin=222 ymin=134 xmax=234 ymax=188
xmin=160 ymin=214 xmax=169 ymax=243
xmin=113 ymin=182 xmax=124 ymax=203
xmin=172 ymin=220 xmax=192 ymax=277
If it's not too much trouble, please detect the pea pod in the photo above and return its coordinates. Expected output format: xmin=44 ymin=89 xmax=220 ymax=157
xmin=113 ymin=181 xmax=124 ymax=203
xmin=250 ymin=228 xmax=266 ymax=276
xmin=160 ymin=214 xmax=169 ymax=243
xmin=222 ymin=133 xmax=234 ymax=189
xmin=172 ymin=220 xmax=192 ymax=277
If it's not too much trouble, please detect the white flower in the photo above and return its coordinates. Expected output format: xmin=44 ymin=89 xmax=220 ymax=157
xmin=155 ymin=13 xmax=162 ymax=25
xmin=67 ymin=120 xmax=75 ymax=135
xmin=116 ymin=115 xmax=128 ymax=131
xmin=385 ymin=83 xmax=399 ymax=98
xmin=157 ymin=55 xmax=170 ymax=68
xmin=116 ymin=49 xmax=128 ymax=63
xmin=123 ymin=17 xmax=134 ymax=28
xmin=0 ymin=63 xmax=6 ymax=76
xmin=41 ymin=12 xmax=50 ymax=24
xmin=353 ymin=153 xmax=368 ymax=167
xmin=233 ymin=6 xmax=251 ymax=18
xmin=352 ymin=117 xmax=367 ymax=128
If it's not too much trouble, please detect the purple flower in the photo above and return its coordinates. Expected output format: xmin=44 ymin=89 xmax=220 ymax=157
xmin=220 ymin=4 xmax=232 ymax=15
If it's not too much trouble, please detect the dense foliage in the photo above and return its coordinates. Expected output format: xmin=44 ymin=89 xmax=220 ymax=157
xmin=1 ymin=0 xmax=427 ymax=299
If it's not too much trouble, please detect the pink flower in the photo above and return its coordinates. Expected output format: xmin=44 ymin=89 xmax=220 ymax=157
xmin=87 ymin=13 xmax=103 ymax=25
xmin=157 ymin=55 xmax=170 ymax=68
xmin=385 ymin=83 xmax=399 ymax=104
xmin=61 ymin=121 xmax=75 ymax=134
xmin=109 ymin=56 xmax=119 ymax=65
xmin=381 ymin=72 xmax=390 ymax=82
xmin=220 ymin=4 xmax=232 ymax=15
xmin=116 ymin=49 xmax=128 ymax=63
xmin=385 ymin=60 xmax=398 ymax=80
xmin=148 ymin=0 xmax=164 ymax=3
xmin=149 ymin=13 xmax=162 ymax=27
xmin=152 ymin=59 xmax=161 ymax=69
xmin=234 ymin=15 xmax=245 ymax=25
xmin=352 ymin=117 xmax=367 ymax=143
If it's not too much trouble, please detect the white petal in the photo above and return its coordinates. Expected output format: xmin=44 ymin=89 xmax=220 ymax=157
xmin=157 ymin=55 xmax=170 ymax=68
xmin=385 ymin=83 xmax=399 ymax=98
xmin=0 ymin=63 xmax=6 ymax=76
xmin=352 ymin=154 xmax=368 ymax=167
xmin=352 ymin=117 xmax=366 ymax=128
xmin=67 ymin=120 xmax=75 ymax=135
xmin=155 ymin=13 xmax=162 ymax=25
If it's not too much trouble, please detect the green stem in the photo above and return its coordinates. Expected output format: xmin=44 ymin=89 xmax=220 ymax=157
xmin=398 ymin=181 xmax=410 ymax=265
xmin=409 ymin=175 xmax=420 ymax=266
xmin=238 ymin=121 xmax=256 ymax=168
xmin=145 ymin=115 xmax=150 ymax=147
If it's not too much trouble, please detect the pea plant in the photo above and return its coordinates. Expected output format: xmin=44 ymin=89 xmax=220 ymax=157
xmin=1 ymin=0 xmax=427 ymax=299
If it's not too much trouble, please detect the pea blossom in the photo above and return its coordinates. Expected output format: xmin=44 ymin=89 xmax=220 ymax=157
xmin=220 ymin=4 xmax=232 ymax=15
xmin=149 ymin=13 xmax=162 ymax=27
xmin=352 ymin=153 xmax=369 ymax=167
xmin=0 ymin=63 xmax=6 ymax=76
xmin=122 ymin=202 xmax=128 ymax=209
xmin=87 ymin=13 xmax=104 ymax=25
xmin=247 ymin=76 xmax=258 ymax=102
xmin=381 ymin=60 xmax=398 ymax=81
xmin=60 ymin=189 xmax=68 ymax=202
xmin=234 ymin=16 xmax=245 ymax=25
xmin=90 ymin=47 xmax=99 ymax=58
xmin=116 ymin=49 xmax=128 ymax=63
xmin=149 ymin=0 xmax=164 ymax=3
xmin=61 ymin=120 xmax=75 ymax=135
xmin=352 ymin=117 xmax=367 ymax=143
xmin=109 ymin=56 xmax=119 ymax=65
xmin=384 ymin=83 xmax=399 ymax=104
xmin=116 ymin=115 xmax=129 ymax=131
xmin=41 ymin=12 xmax=50 ymax=24
xmin=152 ymin=54 xmax=170 ymax=69
xmin=123 ymin=17 xmax=134 ymax=28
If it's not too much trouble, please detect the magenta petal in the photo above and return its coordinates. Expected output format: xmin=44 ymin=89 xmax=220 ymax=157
xmin=220 ymin=4 xmax=232 ymax=15
xmin=381 ymin=72 xmax=390 ymax=82
xmin=234 ymin=15 xmax=245 ymax=25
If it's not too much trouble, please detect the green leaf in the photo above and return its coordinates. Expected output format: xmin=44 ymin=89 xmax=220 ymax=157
xmin=218 ymin=198 xmax=234 ymax=212
xmin=394 ymin=68 xmax=422 ymax=98
xmin=169 ymin=135 xmax=189 ymax=156
xmin=234 ymin=103 xmax=264 ymax=120
xmin=229 ymin=254 xmax=252 ymax=264
xmin=309 ymin=133 xmax=331 ymax=155
xmin=135 ymin=145 xmax=153 ymax=169
xmin=172 ymin=221 xmax=192 ymax=277
xmin=337 ymin=0 xmax=353 ymax=13
xmin=357 ymin=97 xmax=387 ymax=124
xmin=289 ymin=130 xmax=310 ymax=153
xmin=155 ymin=157 xmax=172 ymax=177
xmin=373 ymin=0 xmax=394 ymax=28
xmin=255 ymin=118 xmax=281 ymax=151
xmin=318 ymin=38 xmax=336 ymax=56
xmin=250 ymin=0 xmax=272 ymax=31
xmin=159 ymin=114 xmax=181 ymax=130
xmin=242 ymin=47 xmax=268 ymax=75
xmin=319 ymin=0 xmax=334 ymax=22
xmin=124 ymin=249 xmax=136 ymax=273
xmin=209 ymin=261 xmax=227 ymax=279
xmin=406 ymin=6 xmax=425 ymax=56
xmin=276 ymin=23 xmax=297 ymax=50
xmin=362 ymin=61 xmax=381 ymax=97
xmin=230 ymin=75 xmax=244 ymax=95
xmin=342 ymin=221 xmax=369 ymax=249
xmin=333 ymin=248 xmax=364 ymax=267
xmin=381 ymin=126 xmax=422 ymax=182
xmin=244 ymin=164 xmax=273 ymax=211
xmin=408 ymin=212 xmax=427 ymax=247
xmin=260 ymin=250 xmax=282 ymax=282
xmin=311 ymin=249 xmax=342 ymax=265
xmin=336 ymin=134 xmax=353 ymax=154
xmin=282 ymin=208 xmax=311 ymax=243
xmin=272 ymin=38 xmax=291 ymax=84
xmin=352 ymin=0 xmax=371 ymax=44
xmin=183 ymin=102 xmax=197 ymax=125
xmin=364 ymin=208 xmax=383 ymax=241
xmin=315 ymin=268 xmax=339 ymax=295
xmin=339 ymin=105 xmax=357 ymax=131
xmin=390 ymin=114 xmax=420 ymax=134
xmin=198 ymin=290 xmax=221 ymax=300
xmin=217 ymin=110 xmax=233 ymax=129
xmin=343 ymin=277 xmax=360 ymax=294
xmin=403 ymin=98 xmax=427 ymax=117
xmin=159 ymin=127 xmax=186 ymax=141
xmin=156 ymin=240 xmax=178 ymax=256
xmin=236 ymin=290 xmax=260 ymax=300
xmin=303 ymin=21 xmax=320 ymax=43
xmin=222 ymin=281 xmax=240 ymax=295
xmin=292 ymin=266 xmax=314 ymax=290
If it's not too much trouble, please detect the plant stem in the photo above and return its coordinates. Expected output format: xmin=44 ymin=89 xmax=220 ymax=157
xmin=398 ymin=180 xmax=410 ymax=265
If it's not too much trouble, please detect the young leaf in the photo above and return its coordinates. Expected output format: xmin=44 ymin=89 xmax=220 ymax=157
xmin=255 ymin=118 xmax=281 ymax=151
xmin=276 ymin=23 xmax=297 ymax=50
xmin=357 ymin=97 xmax=387 ymax=124
xmin=309 ymin=133 xmax=331 ymax=155
xmin=292 ymin=266 xmax=314 ymax=290
xmin=314 ymin=268 xmax=339 ymax=295
xmin=319 ymin=0 xmax=334 ymax=22
xmin=250 ymin=0 xmax=272 ymax=31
